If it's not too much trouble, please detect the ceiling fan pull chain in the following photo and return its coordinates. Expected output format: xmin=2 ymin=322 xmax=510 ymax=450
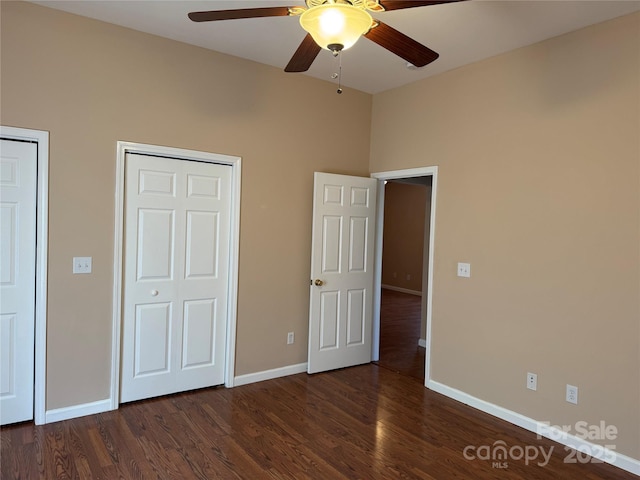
xmin=337 ymin=52 xmax=343 ymax=94
xmin=330 ymin=51 xmax=344 ymax=94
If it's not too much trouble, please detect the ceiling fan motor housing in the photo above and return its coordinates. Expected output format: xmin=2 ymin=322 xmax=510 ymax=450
xmin=328 ymin=43 xmax=345 ymax=54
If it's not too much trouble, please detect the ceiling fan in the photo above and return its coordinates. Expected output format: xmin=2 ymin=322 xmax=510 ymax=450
xmin=188 ymin=0 xmax=465 ymax=73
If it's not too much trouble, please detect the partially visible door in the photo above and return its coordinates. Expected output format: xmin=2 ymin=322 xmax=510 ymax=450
xmin=0 ymin=139 xmax=37 ymax=424
xmin=308 ymin=172 xmax=377 ymax=374
xmin=120 ymin=153 xmax=231 ymax=403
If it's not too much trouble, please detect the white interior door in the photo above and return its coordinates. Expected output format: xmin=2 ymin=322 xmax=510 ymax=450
xmin=120 ymin=153 xmax=231 ymax=403
xmin=0 ymin=139 xmax=37 ymax=424
xmin=308 ymin=172 xmax=377 ymax=374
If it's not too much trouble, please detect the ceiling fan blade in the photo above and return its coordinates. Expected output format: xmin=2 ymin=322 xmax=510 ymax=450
xmin=364 ymin=21 xmax=438 ymax=67
xmin=188 ymin=7 xmax=292 ymax=22
xmin=378 ymin=0 xmax=465 ymax=12
xmin=285 ymin=34 xmax=322 ymax=72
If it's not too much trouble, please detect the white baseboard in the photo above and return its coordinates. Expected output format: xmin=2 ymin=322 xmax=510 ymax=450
xmin=44 ymin=363 xmax=308 ymax=422
xmin=234 ymin=362 xmax=308 ymax=387
xmin=427 ymin=380 xmax=640 ymax=477
xmin=418 ymin=338 xmax=427 ymax=348
xmin=381 ymin=284 xmax=422 ymax=296
xmin=45 ymin=398 xmax=112 ymax=424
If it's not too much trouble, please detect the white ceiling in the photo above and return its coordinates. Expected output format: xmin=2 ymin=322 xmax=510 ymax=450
xmin=31 ymin=0 xmax=640 ymax=94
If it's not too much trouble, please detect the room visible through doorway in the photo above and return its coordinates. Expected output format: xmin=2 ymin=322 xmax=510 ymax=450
xmin=375 ymin=176 xmax=432 ymax=382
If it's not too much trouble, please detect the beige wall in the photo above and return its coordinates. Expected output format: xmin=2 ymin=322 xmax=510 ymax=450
xmin=1 ymin=2 xmax=371 ymax=408
xmin=382 ymin=181 xmax=428 ymax=292
xmin=371 ymin=13 xmax=640 ymax=459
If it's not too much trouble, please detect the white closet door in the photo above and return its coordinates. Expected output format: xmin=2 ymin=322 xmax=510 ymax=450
xmin=120 ymin=153 xmax=231 ymax=403
xmin=0 ymin=139 xmax=37 ymax=424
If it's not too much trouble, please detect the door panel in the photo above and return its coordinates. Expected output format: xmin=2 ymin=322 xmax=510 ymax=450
xmin=139 ymin=169 xmax=175 ymax=196
xmin=308 ymin=172 xmax=377 ymax=374
xmin=0 ymin=139 xmax=37 ymax=425
xmin=182 ymin=299 xmax=216 ymax=368
xmin=187 ymin=174 xmax=219 ymax=198
xmin=137 ymin=209 xmax=175 ymax=280
xmin=0 ymin=204 xmax=17 ymax=285
xmin=349 ymin=217 xmax=368 ymax=271
xmin=121 ymin=153 xmax=231 ymax=403
xmin=319 ymin=290 xmax=340 ymax=350
xmin=322 ymin=216 xmax=342 ymax=273
xmin=346 ymin=289 xmax=365 ymax=345
xmin=0 ymin=314 xmax=16 ymax=394
xmin=185 ymin=211 xmax=218 ymax=278
xmin=134 ymin=302 xmax=172 ymax=376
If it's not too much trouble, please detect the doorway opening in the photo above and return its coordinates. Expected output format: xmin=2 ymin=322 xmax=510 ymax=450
xmin=371 ymin=167 xmax=437 ymax=387
xmin=376 ymin=177 xmax=432 ymax=381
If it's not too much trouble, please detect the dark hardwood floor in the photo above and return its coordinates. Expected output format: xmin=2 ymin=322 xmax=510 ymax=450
xmin=2 ymin=290 xmax=634 ymax=478
xmin=375 ymin=288 xmax=425 ymax=381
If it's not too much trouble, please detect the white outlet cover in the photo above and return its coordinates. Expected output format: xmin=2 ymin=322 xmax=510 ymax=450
xmin=566 ymin=384 xmax=578 ymax=404
xmin=457 ymin=262 xmax=471 ymax=278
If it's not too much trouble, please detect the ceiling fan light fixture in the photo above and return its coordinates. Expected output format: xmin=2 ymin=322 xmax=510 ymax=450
xmin=300 ymin=4 xmax=372 ymax=52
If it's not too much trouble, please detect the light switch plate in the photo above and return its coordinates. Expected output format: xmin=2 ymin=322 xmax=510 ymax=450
xmin=457 ymin=262 xmax=471 ymax=278
xmin=73 ymin=257 xmax=92 ymax=274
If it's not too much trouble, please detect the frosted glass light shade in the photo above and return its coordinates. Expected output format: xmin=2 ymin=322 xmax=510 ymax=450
xmin=300 ymin=4 xmax=372 ymax=51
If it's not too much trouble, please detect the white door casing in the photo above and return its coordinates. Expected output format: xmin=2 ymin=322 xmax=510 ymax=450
xmin=0 ymin=139 xmax=37 ymax=424
xmin=120 ymin=153 xmax=232 ymax=403
xmin=308 ymin=172 xmax=377 ymax=374
xmin=371 ymin=166 xmax=438 ymax=386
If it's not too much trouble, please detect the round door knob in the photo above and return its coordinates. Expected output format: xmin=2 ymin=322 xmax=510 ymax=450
xmin=151 ymin=289 xmax=159 ymax=296
xmin=314 ymin=279 xmax=324 ymax=287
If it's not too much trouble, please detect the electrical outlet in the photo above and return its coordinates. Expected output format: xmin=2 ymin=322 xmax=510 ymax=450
xmin=527 ymin=372 xmax=537 ymax=391
xmin=406 ymin=274 xmax=411 ymax=281
xmin=566 ymin=384 xmax=578 ymax=404
xmin=457 ymin=262 xmax=471 ymax=278
xmin=287 ymin=332 xmax=294 ymax=345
